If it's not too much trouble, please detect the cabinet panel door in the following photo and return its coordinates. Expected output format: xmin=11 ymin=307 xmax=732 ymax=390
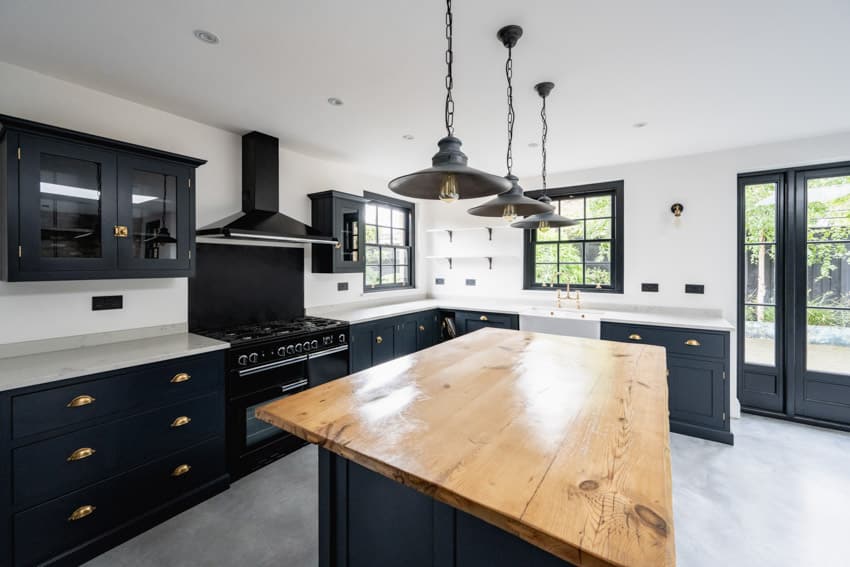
xmin=350 ymin=325 xmax=374 ymax=373
xmin=333 ymin=197 xmax=365 ymax=272
xmin=18 ymin=134 xmax=118 ymax=274
xmin=416 ymin=310 xmax=439 ymax=350
xmin=372 ymin=321 xmax=396 ymax=366
xmin=394 ymin=316 xmax=418 ymax=358
xmin=667 ymin=355 xmax=725 ymax=427
xmin=116 ymin=155 xmax=192 ymax=272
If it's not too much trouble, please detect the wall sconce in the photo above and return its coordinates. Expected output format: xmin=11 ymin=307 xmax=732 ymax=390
xmin=671 ymin=203 xmax=684 ymax=226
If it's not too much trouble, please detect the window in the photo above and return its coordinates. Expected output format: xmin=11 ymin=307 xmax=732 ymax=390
xmin=363 ymin=191 xmax=415 ymax=291
xmin=523 ymin=181 xmax=624 ymax=293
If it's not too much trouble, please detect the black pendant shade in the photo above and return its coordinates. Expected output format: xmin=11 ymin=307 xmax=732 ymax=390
xmin=467 ymin=174 xmax=553 ymax=220
xmin=388 ymin=136 xmax=511 ymax=202
xmin=148 ymin=226 xmax=178 ymax=244
xmin=510 ymin=195 xmax=576 ymax=231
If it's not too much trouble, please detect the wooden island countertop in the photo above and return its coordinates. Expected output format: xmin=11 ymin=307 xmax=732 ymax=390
xmin=257 ymin=327 xmax=675 ymax=567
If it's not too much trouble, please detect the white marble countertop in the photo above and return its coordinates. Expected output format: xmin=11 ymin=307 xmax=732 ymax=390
xmin=0 ymin=333 xmax=229 ymax=393
xmin=310 ymin=297 xmax=735 ymax=332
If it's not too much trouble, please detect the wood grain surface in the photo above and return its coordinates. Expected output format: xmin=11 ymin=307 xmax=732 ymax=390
xmin=257 ymin=328 xmax=675 ymax=567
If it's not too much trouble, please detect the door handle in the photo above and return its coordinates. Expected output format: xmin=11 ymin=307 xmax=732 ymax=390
xmin=171 ymin=464 xmax=191 ymax=477
xmin=419 ymin=325 xmax=425 ymax=331
xmin=628 ymin=334 xmax=642 ymax=341
xmin=376 ymin=336 xmax=383 ymax=344
xmin=68 ymin=505 xmax=96 ymax=521
xmin=67 ymin=447 xmax=96 ymax=462
xmin=67 ymin=395 xmax=95 ymax=408
xmin=113 ymin=225 xmax=129 ymax=238
xmin=479 ymin=315 xmax=488 ymax=321
xmin=170 ymin=416 xmax=192 ymax=428
xmin=684 ymin=339 xmax=701 ymax=347
xmin=170 ymin=372 xmax=191 ymax=383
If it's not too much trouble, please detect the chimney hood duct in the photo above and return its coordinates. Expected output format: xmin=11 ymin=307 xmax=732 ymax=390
xmin=196 ymin=132 xmax=338 ymax=245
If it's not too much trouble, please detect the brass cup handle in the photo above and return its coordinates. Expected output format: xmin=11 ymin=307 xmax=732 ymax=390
xmin=376 ymin=336 xmax=383 ymax=344
xmin=68 ymin=505 xmax=96 ymax=522
xmin=480 ymin=315 xmax=489 ymax=321
xmin=685 ymin=339 xmax=701 ymax=347
xmin=67 ymin=395 xmax=95 ymax=408
xmin=170 ymin=416 xmax=192 ymax=428
xmin=628 ymin=334 xmax=642 ymax=341
xmin=171 ymin=464 xmax=191 ymax=477
xmin=171 ymin=372 xmax=191 ymax=383
xmin=67 ymin=447 xmax=96 ymax=462
xmin=418 ymin=325 xmax=425 ymax=331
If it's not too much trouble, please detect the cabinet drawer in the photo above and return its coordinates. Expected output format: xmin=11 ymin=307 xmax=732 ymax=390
xmin=13 ymin=436 xmax=225 ymax=567
xmin=13 ymin=392 xmax=224 ymax=509
xmin=454 ymin=311 xmax=519 ymax=335
xmin=12 ymin=353 xmax=223 ymax=439
xmin=600 ymin=323 xmax=725 ymax=359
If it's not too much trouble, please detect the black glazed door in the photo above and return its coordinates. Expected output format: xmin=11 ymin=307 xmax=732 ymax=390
xmin=334 ymin=196 xmax=365 ymax=273
xmin=17 ymin=134 xmax=118 ymax=274
xmin=116 ymin=155 xmax=192 ymax=272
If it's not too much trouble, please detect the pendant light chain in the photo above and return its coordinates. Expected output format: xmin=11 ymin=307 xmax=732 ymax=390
xmin=505 ymin=45 xmax=515 ymax=176
xmin=540 ymin=92 xmax=548 ymax=191
xmin=444 ymin=0 xmax=455 ymax=137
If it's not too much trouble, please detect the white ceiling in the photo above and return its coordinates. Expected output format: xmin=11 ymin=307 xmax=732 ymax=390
xmin=1 ymin=0 xmax=849 ymax=181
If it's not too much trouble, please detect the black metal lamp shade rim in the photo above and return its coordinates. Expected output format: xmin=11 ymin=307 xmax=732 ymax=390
xmin=467 ymin=176 xmax=554 ymax=217
xmin=511 ymin=211 xmax=577 ymax=229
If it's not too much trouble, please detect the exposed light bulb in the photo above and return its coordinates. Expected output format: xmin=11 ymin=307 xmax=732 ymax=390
xmin=538 ymin=220 xmax=551 ymax=233
xmin=502 ymin=204 xmax=517 ymax=222
xmin=439 ymin=174 xmax=459 ymax=203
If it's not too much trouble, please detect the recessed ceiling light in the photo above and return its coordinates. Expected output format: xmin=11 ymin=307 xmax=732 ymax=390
xmin=193 ymin=29 xmax=219 ymax=44
xmin=633 ymin=121 xmax=648 ymax=128
xmin=402 ymin=134 xmax=415 ymax=140
xmin=528 ymin=142 xmax=539 ymax=148
xmin=327 ymin=97 xmax=344 ymax=107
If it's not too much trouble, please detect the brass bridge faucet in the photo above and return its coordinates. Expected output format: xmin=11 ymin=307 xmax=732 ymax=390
xmin=552 ymin=271 xmax=581 ymax=309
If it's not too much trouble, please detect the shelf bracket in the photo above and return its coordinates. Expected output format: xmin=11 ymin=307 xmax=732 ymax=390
xmin=446 ymin=230 xmax=453 ymax=243
xmin=448 ymin=258 xmax=453 ymax=270
xmin=486 ymin=257 xmax=493 ymax=270
xmin=486 ymin=227 xmax=493 ymax=241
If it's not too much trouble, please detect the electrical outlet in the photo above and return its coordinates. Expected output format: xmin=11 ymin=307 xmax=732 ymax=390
xmin=641 ymin=283 xmax=659 ymax=292
xmin=465 ymin=279 xmax=476 ymax=286
xmin=92 ymin=295 xmax=123 ymax=311
xmin=337 ymin=282 xmax=349 ymax=291
xmin=435 ymin=278 xmax=445 ymax=285
xmin=685 ymin=284 xmax=705 ymax=294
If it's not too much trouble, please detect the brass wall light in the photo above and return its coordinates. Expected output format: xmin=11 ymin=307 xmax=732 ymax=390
xmin=671 ymin=203 xmax=684 ymax=217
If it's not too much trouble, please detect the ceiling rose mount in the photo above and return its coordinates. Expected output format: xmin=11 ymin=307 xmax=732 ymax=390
xmin=497 ymin=24 xmax=523 ymax=49
xmin=388 ymin=0 xmax=511 ymax=202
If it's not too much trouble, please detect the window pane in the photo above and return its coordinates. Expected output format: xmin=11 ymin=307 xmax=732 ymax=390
xmin=807 ymin=176 xmax=850 ymax=232
xmin=586 ymin=218 xmax=611 ymax=240
xmin=378 ymin=227 xmax=392 ymax=245
xmin=584 ymin=241 xmax=610 ymax=263
xmin=807 ymin=244 xmax=849 ymax=307
xmin=586 ymin=264 xmax=610 ymax=286
xmin=559 ymin=197 xmax=584 ymax=220
xmin=535 ymin=264 xmax=557 ymax=285
xmin=558 ymin=243 xmax=582 ymax=263
xmin=536 ymin=227 xmax=559 ymax=242
xmin=392 ymin=228 xmax=406 ymax=246
xmin=806 ymin=308 xmax=850 ymax=375
xmin=377 ymin=206 xmax=392 ymax=227
xmin=365 ymin=225 xmax=378 ymax=244
xmin=365 ymin=204 xmax=377 ymax=225
xmin=381 ymin=265 xmax=395 ymax=284
xmin=380 ymin=248 xmax=395 ymax=265
xmin=560 ymin=264 xmax=583 ymax=286
xmin=586 ymin=195 xmax=611 ymax=218
xmin=365 ymin=266 xmax=380 ymax=287
xmin=365 ymin=245 xmax=380 ymax=265
xmin=396 ymin=248 xmax=408 ymax=265
xmin=745 ymin=305 xmax=775 ymax=366
xmin=392 ymin=208 xmax=407 ymax=229
xmin=744 ymin=183 xmax=777 ymax=244
xmin=745 ymin=244 xmax=776 ymax=304
xmin=395 ymin=267 xmax=409 ymax=286
xmin=559 ymin=221 xmax=584 ymax=241
xmin=535 ymin=243 xmax=557 ymax=264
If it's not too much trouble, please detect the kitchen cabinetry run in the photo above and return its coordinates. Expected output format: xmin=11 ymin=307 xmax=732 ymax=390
xmin=601 ymin=322 xmax=733 ymax=444
xmin=309 ymin=190 xmax=367 ymax=273
xmin=0 ymin=114 xmax=205 ymax=281
xmin=350 ymin=310 xmax=440 ymax=373
xmin=0 ymin=351 xmax=228 ymax=566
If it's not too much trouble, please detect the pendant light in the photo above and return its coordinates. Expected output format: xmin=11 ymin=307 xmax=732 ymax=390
xmin=467 ymin=25 xmax=554 ymax=222
xmin=511 ymin=82 xmax=576 ymax=232
xmin=388 ymin=0 xmax=511 ymax=202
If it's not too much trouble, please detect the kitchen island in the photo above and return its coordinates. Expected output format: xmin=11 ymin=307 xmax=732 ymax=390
xmin=257 ymin=328 xmax=675 ymax=567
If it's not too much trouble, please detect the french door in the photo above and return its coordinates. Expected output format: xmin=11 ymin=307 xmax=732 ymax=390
xmin=739 ymin=163 xmax=850 ymax=427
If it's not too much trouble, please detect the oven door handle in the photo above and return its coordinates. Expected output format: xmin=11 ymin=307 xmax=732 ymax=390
xmin=238 ymin=355 xmax=308 ymax=377
xmin=308 ymin=344 xmax=350 ymax=360
xmin=280 ymin=378 xmax=309 ymax=394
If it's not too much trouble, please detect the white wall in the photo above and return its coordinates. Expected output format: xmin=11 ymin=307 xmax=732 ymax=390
xmin=0 ymin=62 xmax=422 ymax=344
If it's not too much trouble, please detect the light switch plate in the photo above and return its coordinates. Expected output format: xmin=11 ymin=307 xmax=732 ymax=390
xmin=685 ymin=284 xmax=705 ymax=294
xmin=92 ymin=295 xmax=123 ymax=311
xmin=435 ymin=278 xmax=445 ymax=285
xmin=337 ymin=282 xmax=349 ymax=291
xmin=465 ymin=279 xmax=476 ymax=286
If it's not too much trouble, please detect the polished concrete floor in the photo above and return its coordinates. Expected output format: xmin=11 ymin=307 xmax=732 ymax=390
xmin=86 ymin=415 xmax=850 ymax=567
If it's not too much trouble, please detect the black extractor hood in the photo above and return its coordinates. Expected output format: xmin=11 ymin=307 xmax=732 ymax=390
xmin=197 ymin=131 xmax=338 ymax=245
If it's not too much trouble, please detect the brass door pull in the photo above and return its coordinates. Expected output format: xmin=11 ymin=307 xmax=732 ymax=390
xmin=68 ymin=505 xmax=96 ymax=521
xmin=171 ymin=372 xmax=191 ymax=383
xmin=67 ymin=395 xmax=95 ymax=408
xmin=113 ymin=225 xmax=129 ymax=238
xmin=479 ymin=315 xmax=489 ymax=321
xmin=628 ymin=334 xmax=642 ymax=341
xmin=376 ymin=336 xmax=383 ymax=344
xmin=67 ymin=447 xmax=96 ymax=462
xmin=170 ymin=416 xmax=192 ymax=428
xmin=418 ymin=325 xmax=425 ymax=331
xmin=171 ymin=464 xmax=191 ymax=477
xmin=685 ymin=339 xmax=701 ymax=347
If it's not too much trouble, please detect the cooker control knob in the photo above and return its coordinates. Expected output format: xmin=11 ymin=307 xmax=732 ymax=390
xmin=338 ymin=334 xmax=346 ymax=343
xmin=295 ymin=343 xmax=302 ymax=353
xmin=237 ymin=354 xmax=249 ymax=366
xmin=303 ymin=341 xmax=311 ymax=352
xmin=286 ymin=345 xmax=295 ymax=355
xmin=323 ymin=336 xmax=332 ymax=346
xmin=248 ymin=352 xmax=259 ymax=364
xmin=311 ymin=340 xmax=318 ymax=350
xmin=277 ymin=346 xmax=286 ymax=357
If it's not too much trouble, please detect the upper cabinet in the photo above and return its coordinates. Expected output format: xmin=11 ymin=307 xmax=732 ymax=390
xmin=308 ymin=190 xmax=366 ymax=273
xmin=0 ymin=115 xmax=205 ymax=281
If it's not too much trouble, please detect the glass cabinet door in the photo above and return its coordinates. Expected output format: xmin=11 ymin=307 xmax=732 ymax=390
xmin=17 ymin=134 xmax=118 ymax=274
xmin=116 ymin=156 xmax=191 ymax=271
xmin=333 ymin=197 xmax=366 ymax=272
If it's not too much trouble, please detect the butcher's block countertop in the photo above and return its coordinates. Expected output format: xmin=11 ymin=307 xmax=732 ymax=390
xmin=257 ymin=328 xmax=675 ymax=567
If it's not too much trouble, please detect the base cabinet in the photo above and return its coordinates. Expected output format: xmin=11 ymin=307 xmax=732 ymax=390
xmin=601 ymin=322 xmax=733 ymax=444
xmin=0 ymin=351 xmax=229 ymax=566
xmin=450 ymin=310 xmax=519 ymax=335
xmin=350 ymin=310 xmax=440 ymax=373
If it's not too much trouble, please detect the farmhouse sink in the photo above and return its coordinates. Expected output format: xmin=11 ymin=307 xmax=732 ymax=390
xmin=518 ymin=307 xmax=604 ymax=339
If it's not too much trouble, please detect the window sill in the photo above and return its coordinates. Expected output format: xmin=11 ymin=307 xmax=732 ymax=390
xmin=523 ymin=286 xmax=624 ymax=294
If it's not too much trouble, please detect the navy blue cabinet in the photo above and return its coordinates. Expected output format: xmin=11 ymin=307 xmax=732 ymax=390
xmin=309 ymin=191 xmax=367 ymax=273
xmin=601 ymin=322 xmax=733 ymax=444
xmin=0 ymin=351 xmax=228 ymax=566
xmin=349 ymin=309 xmax=441 ymax=373
xmin=450 ymin=310 xmax=519 ymax=335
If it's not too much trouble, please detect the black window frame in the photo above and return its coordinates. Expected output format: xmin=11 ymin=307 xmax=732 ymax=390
xmin=522 ymin=180 xmax=624 ymax=293
xmin=363 ymin=191 xmax=415 ymax=292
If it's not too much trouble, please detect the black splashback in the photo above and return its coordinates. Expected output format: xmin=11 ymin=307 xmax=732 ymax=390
xmin=189 ymin=243 xmax=304 ymax=332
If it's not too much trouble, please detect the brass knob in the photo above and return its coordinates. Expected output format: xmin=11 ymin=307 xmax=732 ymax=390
xmin=170 ymin=416 xmax=192 ymax=428
xmin=171 ymin=464 xmax=191 ymax=477
xmin=628 ymin=334 xmax=642 ymax=341
xmin=479 ymin=315 xmax=488 ymax=321
xmin=113 ymin=225 xmax=129 ymax=238
xmin=68 ymin=505 xmax=96 ymax=522
xmin=171 ymin=372 xmax=191 ymax=383
xmin=67 ymin=447 xmax=96 ymax=462
xmin=418 ymin=325 xmax=425 ymax=331
xmin=376 ymin=336 xmax=383 ymax=344
xmin=67 ymin=395 xmax=95 ymax=408
xmin=685 ymin=339 xmax=701 ymax=347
